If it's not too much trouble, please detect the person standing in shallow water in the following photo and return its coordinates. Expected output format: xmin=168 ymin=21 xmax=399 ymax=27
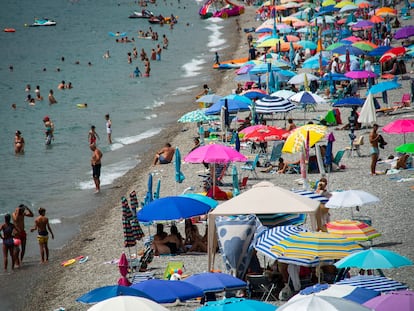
xmin=105 ymin=114 xmax=112 ymax=144
xmin=12 ymin=204 xmax=33 ymax=264
xmin=1 ymin=214 xmax=16 ymax=271
xmin=30 ymin=207 xmax=54 ymax=263
xmin=90 ymin=144 xmax=103 ymax=193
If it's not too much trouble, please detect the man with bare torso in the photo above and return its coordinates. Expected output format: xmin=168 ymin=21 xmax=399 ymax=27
xmin=152 ymin=143 xmax=175 ymax=166
xmin=30 ymin=207 xmax=54 ymax=263
xmin=90 ymin=144 xmax=103 ymax=193
xmin=369 ymin=124 xmax=380 ymax=176
xmin=12 ymin=204 xmax=33 ymax=264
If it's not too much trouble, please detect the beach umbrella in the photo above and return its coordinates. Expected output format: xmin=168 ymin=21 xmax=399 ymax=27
xmin=184 ymin=144 xmax=247 ymax=164
xmin=292 ymin=284 xmax=379 ymax=304
xmin=336 ymin=275 xmax=409 ymax=292
xmin=196 ymin=297 xmax=277 ymax=311
xmin=196 ymin=94 xmax=223 ymax=105
xmin=326 ymin=42 xmax=346 ymax=51
xmin=370 ymin=15 xmax=384 ymax=23
xmin=363 ymin=290 xmax=414 ymax=311
xmin=340 ymin=4 xmax=358 ymax=12
xmin=367 ymin=80 xmax=401 ymax=95
xmin=87 ymin=296 xmax=168 ymax=311
xmin=240 ymin=89 xmax=267 ymax=99
xmin=271 ymin=90 xmax=295 ymax=99
xmin=357 ymin=93 xmax=377 ymax=126
xmin=335 ymin=248 xmax=413 ymax=269
xmin=352 ymin=41 xmax=377 ymax=51
xmin=144 ymin=173 xmax=153 ymax=205
xmin=270 ymin=231 xmax=363 ymax=264
xmin=239 ymin=124 xmax=265 ymax=136
xmin=131 ymin=279 xmax=203 ymax=303
xmin=326 ymin=220 xmax=381 ymax=241
xmin=178 ymin=110 xmax=218 ymax=123
xmin=256 ymin=37 xmax=285 ymax=48
xmin=290 ymin=91 xmax=327 ymax=107
xmin=180 ymin=193 xmax=218 ymax=208
xmin=137 ymin=196 xmax=212 ymax=222
xmin=154 ymin=179 xmax=161 ymax=199
xmin=302 ymin=57 xmax=329 ymax=69
xmin=205 ymin=98 xmax=251 ymax=115
xmin=395 ymin=143 xmax=414 ymax=153
xmin=297 ymin=40 xmax=317 ymax=50
xmin=129 ymin=190 xmax=139 ymax=217
xmin=232 ymin=164 xmax=240 ymax=197
xmin=278 ymin=294 xmax=372 ymax=311
xmin=326 ymin=190 xmax=380 ymax=209
xmin=249 ymin=63 xmax=281 ymax=75
xmin=76 ymin=285 xmax=150 ymax=304
xmin=122 ymin=197 xmax=137 ymax=248
xmin=382 ymin=119 xmax=414 ymax=143
xmin=184 ymin=272 xmax=247 ymax=293
xmin=243 ymin=126 xmax=288 ymax=142
xmin=331 ymin=45 xmax=365 ymax=56
xmin=282 ymin=124 xmax=327 ymax=154
xmin=394 ymin=25 xmax=414 ymax=40
xmin=320 ymin=73 xmax=351 ymax=82
xmin=345 ymin=71 xmax=377 ymax=79
xmin=175 ymin=147 xmax=185 ymax=184
xmin=234 ymin=73 xmax=261 ymax=83
xmin=333 ymin=97 xmax=365 ymax=107
xmin=254 ymin=95 xmax=297 ymax=114
xmin=375 ymin=7 xmax=397 ymax=16
xmin=367 ymin=45 xmax=392 ymax=57
xmin=288 ymin=73 xmax=319 ymax=85
xmin=118 ymin=252 xmax=129 ymax=278
xmin=351 ymin=20 xmax=374 ymax=30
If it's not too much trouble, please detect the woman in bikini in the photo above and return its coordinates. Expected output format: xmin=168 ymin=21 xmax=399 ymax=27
xmin=14 ymin=130 xmax=25 ymax=155
xmin=1 ymin=214 xmax=16 ymax=271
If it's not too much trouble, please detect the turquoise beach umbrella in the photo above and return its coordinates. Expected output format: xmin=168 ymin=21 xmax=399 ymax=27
xmin=175 ymin=147 xmax=185 ymax=183
xmin=232 ymin=164 xmax=240 ymax=197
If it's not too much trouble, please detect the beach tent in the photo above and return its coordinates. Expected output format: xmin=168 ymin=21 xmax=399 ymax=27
xmin=207 ymin=186 xmax=320 ymax=271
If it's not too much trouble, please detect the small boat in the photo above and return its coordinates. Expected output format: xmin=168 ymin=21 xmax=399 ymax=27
xmin=129 ymin=9 xmax=154 ymax=18
xmin=148 ymin=15 xmax=177 ymax=24
xmin=29 ymin=18 xmax=57 ymax=27
xmin=213 ymin=57 xmax=248 ymax=69
xmin=4 ymin=28 xmax=16 ymax=32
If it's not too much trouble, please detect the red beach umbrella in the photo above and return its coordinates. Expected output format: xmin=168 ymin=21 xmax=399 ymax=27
xmin=243 ymin=125 xmax=289 ymax=142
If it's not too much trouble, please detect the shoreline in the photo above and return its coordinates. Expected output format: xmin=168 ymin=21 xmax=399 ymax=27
xmin=5 ymin=3 xmax=414 ymax=310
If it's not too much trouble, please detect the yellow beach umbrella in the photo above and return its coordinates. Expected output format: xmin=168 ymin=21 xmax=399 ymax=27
xmin=326 ymin=220 xmax=381 ymax=241
xmin=282 ymin=124 xmax=327 ymax=153
xmin=256 ymin=38 xmax=285 ymax=48
xmin=322 ymin=0 xmax=335 ymax=6
xmin=334 ymin=1 xmax=354 ymax=8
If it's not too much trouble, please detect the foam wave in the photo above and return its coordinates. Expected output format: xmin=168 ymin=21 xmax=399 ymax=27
xmin=49 ymin=218 xmax=61 ymax=224
xmin=182 ymin=58 xmax=206 ymax=78
xmin=171 ymin=85 xmax=199 ymax=96
xmin=117 ymin=128 xmax=162 ymax=145
xmin=108 ymin=142 xmax=124 ymax=151
xmin=205 ymin=22 xmax=226 ymax=49
xmin=145 ymin=114 xmax=158 ymax=120
xmin=78 ymin=158 xmax=139 ymax=190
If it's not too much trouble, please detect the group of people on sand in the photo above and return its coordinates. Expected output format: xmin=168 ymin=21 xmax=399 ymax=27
xmin=151 ymin=220 xmax=207 ymax=256
xmin=1 ymin=204 xmax=54 ymax=271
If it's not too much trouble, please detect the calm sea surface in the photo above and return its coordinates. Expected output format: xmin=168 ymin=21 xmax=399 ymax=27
xmin=0 ymin=0 xmax=227 ymax=258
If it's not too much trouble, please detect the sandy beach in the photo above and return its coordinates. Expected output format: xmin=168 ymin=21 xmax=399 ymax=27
xmin=9 ymin=3 xmax=414 ymax=311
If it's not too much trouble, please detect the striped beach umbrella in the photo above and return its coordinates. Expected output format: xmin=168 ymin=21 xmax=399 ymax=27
xmin=271 ymin=231 xmax=363 ymax=263
xmin=255 ymin=95 xmax=296 ymax=114
xmin=336 ymin=275 xmax=408 ymax=292
xmin=326 ymin=220 xmax=381 ymax=241
xmin=122 ymin=197 xmax=137 ymax=248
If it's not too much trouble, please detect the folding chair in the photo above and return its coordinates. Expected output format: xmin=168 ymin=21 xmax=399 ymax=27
xmin=332 ymin=150 xmax=345 ymax=168
xmin=239 ymin=176 xmax=249 ymax=190
xmin=163 ymin=261 xmax=184 ymax=279
xmin=345 ymin=135 xmax=364 ymax=157
xmin=241 ymin=154 xmax=260 ymax=178
xmin=267 ymin=141 xmax=284 ymax=165
xmin=246 ymin=274 xmax=278 ymax=301
xmin=393 ymin=93 xmax=411 ymax=108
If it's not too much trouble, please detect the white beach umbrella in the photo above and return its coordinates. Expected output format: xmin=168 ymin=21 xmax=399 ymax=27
xmin=271 ymin=90 xmax=296 ymax=99
xmin=326 ymin=190 xmax=380 ymax=209
xmin=357 ymin=93 xmax=376 ymax=126
xmin=288 ymin=73 xmax=319 ymax=85
xmin=87 ymin=296 xmax=169 ymax=311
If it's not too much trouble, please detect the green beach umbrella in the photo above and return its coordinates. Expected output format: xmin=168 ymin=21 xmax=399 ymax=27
xmin=395 ymin=143 xmax=414 ymax=153
xmin=178 ymin=109 xmax=218 ymax=123
xmin=326 ymin=42 xmax=345 ymax=51
xmin=352 ymin=42 xmax=375 ymax=52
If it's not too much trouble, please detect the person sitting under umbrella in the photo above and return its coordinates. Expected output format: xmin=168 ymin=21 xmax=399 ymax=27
xmin=151 ymin=224 xmax=182 ymax=255
xmin=184 ymin=219 xmax=207 ymax=253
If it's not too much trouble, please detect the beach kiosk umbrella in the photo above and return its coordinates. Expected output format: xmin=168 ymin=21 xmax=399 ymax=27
xmin=326 ymin=190 xmax=380 ymax=209
xmin=137 ymin=196 xmax=212 ymax=222
xmin=175 ymin=147 xmax=185 ymax=184
xmin=131 ymin=279 xmax=203 ymax=303
xmin=395 ymin=143 xmax=414 ymax=153
xmin=291 ymin=284 xmax=379 ymax=305
xmin=363 ymin=290 xmax=414 ymax=311
xmin=335 ymin=248 xmax=413 ymax=270
xmin=382 ymin=119 xmax=414 ymax=143
xmin=277 ymin=294 xmax=372 ymax=311
xmin=336 ymin=275 xmax=409 ymax=292
xmin=87 ymin=296 xmax=169 ymax=311
xmin=196 ymin=297 xmax=277 ymax=311
xmin=326 ymin=220 xmax=381 ymax=241
xmin=76 ymin=285 xmax=151 ymax=304
xmin=184 ymin=272 xmax=247 ymax=293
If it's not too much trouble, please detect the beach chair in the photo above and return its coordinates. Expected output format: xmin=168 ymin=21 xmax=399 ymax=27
xmin=163 ymin=260 xmax=184 ymax=280
xmin=267 ymin=141 xmax=284 ymax=165
xmin=246 ymin=274 xmax=278 ymax=301
xmin=393 ymin=93 xmax=411 ymax=108
xmin=345 ymin=135 xmax=364 ymax=157
xmin=333 ymin=150 xmax=346 ymax=168
xmin=241 ymin=154 xmax=260 ymax=178
xmin=239 ymin=176 xmax=249 ymax=190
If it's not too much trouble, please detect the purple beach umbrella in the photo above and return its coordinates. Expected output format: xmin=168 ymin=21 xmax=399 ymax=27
xmin=394 ymin=25 xmax=414 ymax=40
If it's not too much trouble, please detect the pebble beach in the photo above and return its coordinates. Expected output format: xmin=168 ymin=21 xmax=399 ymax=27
xmin=3 ymin=2 xmax=414 ymax=311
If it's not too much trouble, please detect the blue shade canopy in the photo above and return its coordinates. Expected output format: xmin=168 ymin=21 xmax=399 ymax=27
xmin=320 ymin=73 xmax=352 ymax=81
xmin=331 ymin=45 xmax=365 ymax=55
xmin=183 ymin=272 xmax=247 ymax=292
xmin=367 ymin=46 xmax=392 ymax=57
xmin=76 ymin=285 xmax=151 ymax=304
xmin=137 ymin=196 xmax=212 ymax=222
xmin=205 ymin=98 xmax=251 ymax=115
xmin=196 ymin=297 xmax=277 ymax=311
xmin=367 ymin=80 xmax=402 ymax=95
xmin=333 ymin=97 xmax=365 ymax=107
xmin=131 ymin=279 xmax=203 ymax=303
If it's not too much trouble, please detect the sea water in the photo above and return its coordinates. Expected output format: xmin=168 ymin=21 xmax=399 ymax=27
xmin=0 ymin=0 xmax=228 ymax=259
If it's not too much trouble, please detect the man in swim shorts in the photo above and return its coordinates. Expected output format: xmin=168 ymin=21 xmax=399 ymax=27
xmin=30 ymin=207 xmax=54 ymax=263
xmin=152 ymin=143 xmax=175 ymax=166
xmin=369 ymin=124 xmax=380 ymax=176
xmin=12 ymin=204 xmax=33 ymax=264
xmin=90 ymin=144 xmax=103 ymax=193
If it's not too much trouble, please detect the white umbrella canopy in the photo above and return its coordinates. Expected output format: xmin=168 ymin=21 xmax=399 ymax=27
xmin=357 ymin=93 xmax=376 ymax=126
xmin=87 ymin=296 xmax=169 ymax=311
xmin=326 ymin=190 xmax=380 ymax=209
xmin=271 ymin=90 xmax=296 ymax=99
xmin=278 ymin=294 xmax=373 ymax=311
xmin=288 ymin=73 xmax=319 ymax=85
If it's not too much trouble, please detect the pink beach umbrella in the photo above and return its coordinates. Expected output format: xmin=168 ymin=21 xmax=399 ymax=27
xmin=382 ymin=119 xmax=414 ymax=143
xmin=345 ymin=71 xmax=377 ymax=79
xmin=363 ymin=290 xmax=414 ymax=311
xmin=184 ymin=144 xmax=247 ymax=164
xmin=118 ymin=252 xmax=131 ymax=286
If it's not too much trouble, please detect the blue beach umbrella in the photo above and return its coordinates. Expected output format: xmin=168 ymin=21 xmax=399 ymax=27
xmin=175 ymin=147 xmax=185 ymax=183
xmin=232 ymin=164 xmax=240 ymax=197
xmin=184 ymin=272 xmax=246 ymax=293
xmin=144 ymin=173 xmax=153 ymax=205
xmin=180 ymin=193 xmax=218 ymax=208
xmin=235 ymin=132 xmax=240 ymax=152
xmin=325 ymin=132 xmax=335 ymax=170
xmin=205 ymin=98 xmax=251 ymax=115
xmin=320 ymin=73 xmax=351 ymax=82
xmin=196 ymin=297 xmax=277 ymax=311
xmin=154 ymin=179 xmax=161 ymax=199
xmin=131 ymin=279 xmax=203 ymax=303
xmin=234 ymin=73 xmax=260 ymax=83
xmin=137 ymin=196 xmax=212 ymax=222
xmin=333 ymin=97 xmax=365 ymax=107
xmin=367 ymin=80 xmax=402 ymax=95
xmin=76 ymin=285 xmax=151 ymax=304
xmin=331 ymin=45 xmax=365 ymax=56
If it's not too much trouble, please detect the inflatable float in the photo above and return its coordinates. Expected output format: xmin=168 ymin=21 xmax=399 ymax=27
xmin=109 ymin=32 xmax=127 ymax=37
xmin=148 ymin=15 xmax=177 ymax=24
xmin=213 ymin=57 xmax=248 ymax=69
xmin=28 ymin=18 xmax=57 ymax=27
xmin=77 ymin=103 xmax=88 ymax=108
xmin=199 ymin=0 xmax=244 ymax=19
xmin=61 ymin=256 xmax=84 ymax=267
xmin=4 ymin=28 xmax=16 ymax=32
xmin=129 ymin=9 xmax=154 ymax=18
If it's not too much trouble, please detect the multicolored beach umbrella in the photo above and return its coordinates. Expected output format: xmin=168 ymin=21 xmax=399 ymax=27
xmin=326 ymin=220 xmax=381 ymax=241
xmin=178 ymin=109 xmax=218 ymax=123
xmin=129 ymin=190 xmax=139 ymax=216
xmin=122 ymin=196 xmax=137 ymax=248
